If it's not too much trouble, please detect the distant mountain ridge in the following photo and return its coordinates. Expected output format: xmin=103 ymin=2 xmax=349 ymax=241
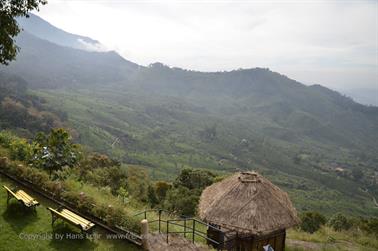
xmin=4 ymin=30 xmax=139 ymax=88
xmin=2 ymin=14 xmax=377 ymax=152
xmin=17 ymin=13 xmax=104 ymax=51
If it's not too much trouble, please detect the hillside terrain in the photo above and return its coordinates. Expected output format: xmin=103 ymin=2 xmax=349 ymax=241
xmin=0 ymin=14 xmax=377 ymax=218
xmin=0 ymin=71 xmax=68 ymax=137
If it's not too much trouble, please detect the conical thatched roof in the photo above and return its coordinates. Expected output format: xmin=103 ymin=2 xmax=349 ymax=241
xmin=198 ymin=171 xmax=300 ymax=236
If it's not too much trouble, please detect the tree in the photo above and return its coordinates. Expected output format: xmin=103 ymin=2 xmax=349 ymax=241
xmin=155 ymin=181 xmax=171 ymax=202
xmin=117 ymin=187 xmax=129 ymax=204
xmin=0 ymin=0 xmax=47 ymax=65
xmin=163 ymin=186 xmax=199 ymax=216
xmin=328 ymin=213 xmax=351 ymax=231
xmin=31 ymin=128 xmax=81 ymax=177
xmin=147 ymin=185 xmax=158 ymax=207
xmin=126 ymin=166 xmax=149 ymax=201
xmin=174 ymin=168 xmax=215 ymax=190
xmin=300 ymin=211 xmax=327 ymax=234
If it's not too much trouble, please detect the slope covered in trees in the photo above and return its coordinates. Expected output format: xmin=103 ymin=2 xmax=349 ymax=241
xmin=0 ymin=72 xmax=67 ymax=137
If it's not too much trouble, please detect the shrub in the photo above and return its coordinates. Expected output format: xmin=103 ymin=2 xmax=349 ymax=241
xmin=61 ymin=190 xmax=80 ymax=205
xmin=45 ymin=180 xmax=64 ymax=197
xmin=123 ymin=215 xmax=141 ymax=234
xmin=77 ymin=192 xmax=96 ymax=214
xmin=92 ymin=203 xmax=108 ymax=220
xmin=328 ymin=213 xmax=351 ymax=231
xmin=365 ymin=218 xmax=378 ymax=236
xmin=9 ymin=138 xmax=32 ymax=161
xmin=0 ymin=157 xmax=9 ymax=170
xmin=0 ymin=131 xmax=15 ymax=148
xmin=105 ymin=205 xmax=125 ymax=226
xmin=28 ymin=167 xmax=50 ymax=187
xmin=300 ymin=211 xmax=327 ymax=233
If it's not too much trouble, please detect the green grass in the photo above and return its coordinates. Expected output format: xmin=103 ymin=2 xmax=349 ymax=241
xmin=0 ymin=175 xmax=141 ymax=251
xmin=287 ymin=227 xmax=378 ymax=251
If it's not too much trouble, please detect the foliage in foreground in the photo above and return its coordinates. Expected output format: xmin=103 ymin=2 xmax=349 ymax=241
xmin=0 ymin=0 xmax=47 ymax=64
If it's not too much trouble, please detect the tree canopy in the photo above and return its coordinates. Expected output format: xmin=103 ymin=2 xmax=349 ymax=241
xmin=0 ymin=0 xmax=47 ymax=64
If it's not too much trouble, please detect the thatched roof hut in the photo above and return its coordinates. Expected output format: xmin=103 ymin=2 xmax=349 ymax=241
xmin=198 ymin=171 xmax=300 ymax=250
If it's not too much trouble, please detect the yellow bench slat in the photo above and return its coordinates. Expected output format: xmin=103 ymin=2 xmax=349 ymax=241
xmin=3 ymin=186 xmax=39 ymax=207
xmin=61 ymin=209 xmax=91 ymax=225
xmin=48 ymin=207 xmax=95 ymax=231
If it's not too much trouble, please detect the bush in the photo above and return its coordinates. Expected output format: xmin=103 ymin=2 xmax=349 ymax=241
xmin=92 ymin=203 xmax=108 ymax=220
xmin=61 ymin=190 xmax=80 ymax=205
xmin=28 ymin=167 xmax=50 ymax=187
xmin=328 ymin=213 xmax=351 ymax=231
xmin=77 ymin=192 xmax=96 ymax=214
xmin=365 ymin=218 xmax=378 ymax=236
xmin=0 ymin=131 xmax=15 ymax=148
xmin=105 ymin=205 xmax=125 ymax=226
xmin=0 ymin=157 xmax=9 ymax=170
xmin=123 ymin=215 xmax=141 ymax=234
xmin=300 ymin=211 xmax=327 ymax=233
xmin=9 ymin=138 xmax=32 ymax=161
xmin=45 ymin=180 xmax=64 ymax=197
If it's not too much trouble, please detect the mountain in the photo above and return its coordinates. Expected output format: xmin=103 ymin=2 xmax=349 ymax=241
xmin=3 ymin=31 xmax=139 ymax=88
xmin=17 ymin=13 xmax=104 ymax=51
xmin=1 ymin=14 xmax=377 ymax=217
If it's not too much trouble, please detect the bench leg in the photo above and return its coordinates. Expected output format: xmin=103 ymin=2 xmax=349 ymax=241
xmin=51 ymin=211 xmax=57 ymax=227
xmin=6 ymin=191 xmax=11 ymax=207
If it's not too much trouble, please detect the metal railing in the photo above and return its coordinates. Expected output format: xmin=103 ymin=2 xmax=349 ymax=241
xmin=134 ymin=209 xmax=223 ymax=248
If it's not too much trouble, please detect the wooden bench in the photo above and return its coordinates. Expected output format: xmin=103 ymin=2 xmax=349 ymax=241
xmin=3 ymin=185 xmax=39 ymax=209
xmin=47 ymin=207 xmax=95 ymax=232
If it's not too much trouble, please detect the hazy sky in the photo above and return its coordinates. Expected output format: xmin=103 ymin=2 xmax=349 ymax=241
xmin=34 ymin=0 xmax=377 ymax=92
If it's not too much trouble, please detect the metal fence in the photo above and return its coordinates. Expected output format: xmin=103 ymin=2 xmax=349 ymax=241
xmin=134 ymin=209 xmax=223 ymax=249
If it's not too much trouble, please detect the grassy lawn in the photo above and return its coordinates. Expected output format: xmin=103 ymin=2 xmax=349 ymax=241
xmin=287 ymin=227 xmax=378 ymax=251
xmin=0 ymin=175 xmax=141 ymax=251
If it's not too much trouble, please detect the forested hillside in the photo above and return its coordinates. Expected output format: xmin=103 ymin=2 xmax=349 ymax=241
xmin=0 ymin=14 xmax=377 ymax=217
xmin=0 ymin=72 xmax=68 ymax=137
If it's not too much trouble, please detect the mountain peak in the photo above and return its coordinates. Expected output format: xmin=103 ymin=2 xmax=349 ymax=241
xmin=17 ymin=13 xmax=104 ymax=52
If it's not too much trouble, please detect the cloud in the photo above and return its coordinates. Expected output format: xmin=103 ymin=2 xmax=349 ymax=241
xmin=77 ymin=38 xmax=109 ymax=52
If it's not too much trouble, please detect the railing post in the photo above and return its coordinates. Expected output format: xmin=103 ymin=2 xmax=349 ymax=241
xmin=141 ymin=219 xmax=149 ymax=250
xmin=192 ymin=220 xmax=196 ymax=243
xmin=166 ymin=220 xmax=169 ymax=243
xmin=158 ymin=209 xmax=162 ymax=233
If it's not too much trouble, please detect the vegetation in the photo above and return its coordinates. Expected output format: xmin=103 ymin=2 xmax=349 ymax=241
xmin=0 ymin=175 xmax=141 ymax=251
xmin=327 ymin=213 xmax=351 ymax=232
xmin=2 ymin=13 xmax=377 ymax=218
xmin=287 ymin=225 xmax=378 ymax=251
xmin=0 ymin=0 xmax=47 ymax=64
xmin=300 ymin=211 xmax=327 ymax=234
xmin=0 ymin=73 xmax=68 ymax=137
xmin=1 ymin=130 xmax=378 ymax=251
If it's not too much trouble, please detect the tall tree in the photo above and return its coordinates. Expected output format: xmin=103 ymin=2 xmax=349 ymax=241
xmin=0 ymin=0 xmax=47 ymax=65
xmin=31 ymin=128 xmax=80 ymax=177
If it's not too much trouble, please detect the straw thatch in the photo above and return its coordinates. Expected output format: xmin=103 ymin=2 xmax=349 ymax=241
xmin=198 ymin=171 xmax=300 ymax=236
